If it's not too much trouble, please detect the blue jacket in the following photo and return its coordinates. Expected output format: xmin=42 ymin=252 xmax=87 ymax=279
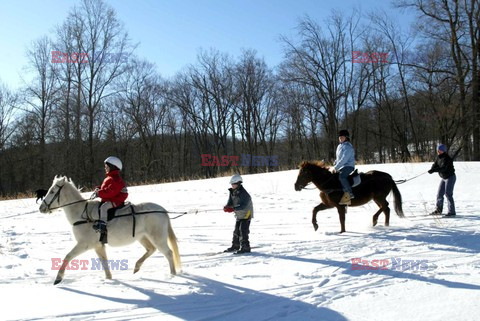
xmin=334 ymin=141 xmax=355 ymax=171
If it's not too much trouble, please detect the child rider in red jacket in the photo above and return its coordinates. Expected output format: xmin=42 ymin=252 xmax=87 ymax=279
xmin=92 ymin=156 xmax=128 ymax=243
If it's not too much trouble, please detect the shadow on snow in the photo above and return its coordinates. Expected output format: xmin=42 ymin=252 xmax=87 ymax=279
xmin=60 ymin=274 xmax=348 ymax=321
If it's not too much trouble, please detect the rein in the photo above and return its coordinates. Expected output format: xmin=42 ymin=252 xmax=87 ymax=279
xmin=72 ymin=208 xmax=221 ymax=226
xmin=48 ymin=199 xmax=88 ymax=211
xmin=301 ymin=171 xmax=336 ymax=191
xmin=44 ymin=181 xmax=220 ymax=227
xmin=72 ymin=209 xmax=193 ymax=226
xmin=41 ymin=184 xmax=89 ymax=211
xmin=300 ymin=166 xmax=428 ymax=187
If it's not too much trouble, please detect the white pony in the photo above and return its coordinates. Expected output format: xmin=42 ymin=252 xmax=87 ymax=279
xmin=39 ymin=176 xmax=181 ymax=285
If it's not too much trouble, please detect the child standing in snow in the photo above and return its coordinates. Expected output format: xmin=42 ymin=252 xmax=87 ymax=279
xmin=428 ymin=144 xmax=456 ymax=217
xmin=223 ymin=174 xmax=254 ymax=254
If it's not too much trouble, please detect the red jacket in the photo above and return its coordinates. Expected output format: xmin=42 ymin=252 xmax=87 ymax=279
xmin=98 ymin=170 xmax=128 ymax=207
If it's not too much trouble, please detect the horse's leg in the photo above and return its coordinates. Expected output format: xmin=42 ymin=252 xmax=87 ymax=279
xmin=54 ymin=243 xmax=89 ymax=285
xmin=94 ymin=245 xmax=112 ymax=280
xmin=337 ymin=206 xmax=347 ymax=233
xmin=373 ymin=198 xmax=390 ymax=226
xmin=312 ymin=203 xmax=329 ymax=231
xmin=134 ymin=237 xmax=156 ymax=274
xmin=383 ymin=200 xmax=391 ymax=226
xmin=372 ymin=208 xmax=383 ymax=227
xmin=147 ymin=233 xmax=176 ymax=275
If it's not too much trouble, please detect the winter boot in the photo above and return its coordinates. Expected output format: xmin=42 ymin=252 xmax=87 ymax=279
xmin=235 ymin=238 xmax=251 ymax=254
xmin=234 ymin=247 xmax=251 ymax=254
xmin=93 ymin=220 xmax=108 ymax=244
xmin=429 ymin=209 xmax=441 ymax=215
xmin=224 ymin=246 xmax=240 ymax=253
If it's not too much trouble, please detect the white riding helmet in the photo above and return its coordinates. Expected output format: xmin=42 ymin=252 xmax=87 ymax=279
xmin=104 ymin=156 xmax=123 ymax=171
xmin=229 ymin=174 xmax=243 ymax=184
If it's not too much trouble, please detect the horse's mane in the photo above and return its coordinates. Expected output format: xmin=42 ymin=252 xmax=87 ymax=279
xmin=299 ymin=160 xmax=329 ymax=170
xmin=53 ymin=176 xmax=83 ymax=197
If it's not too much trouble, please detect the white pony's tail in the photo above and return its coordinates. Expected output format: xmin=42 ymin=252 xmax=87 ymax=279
xmin=167 ymin=221 xmax=182 ymax=274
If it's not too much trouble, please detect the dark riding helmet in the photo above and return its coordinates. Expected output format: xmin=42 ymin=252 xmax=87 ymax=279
xmin=338 ymin=129 xmax=350 ymax=138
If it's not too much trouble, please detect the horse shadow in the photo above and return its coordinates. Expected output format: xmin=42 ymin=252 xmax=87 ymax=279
xmin=369 ymin=221 xmax=480 ymax=254
xmin=253 ymin=252 xmax=480 ymax=291
xmin=60 ymin=273 xmax=348 ymax=321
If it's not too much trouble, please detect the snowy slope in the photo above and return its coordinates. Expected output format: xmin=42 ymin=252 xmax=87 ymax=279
xmin=1 ymin=162 xmax=479 ymax=321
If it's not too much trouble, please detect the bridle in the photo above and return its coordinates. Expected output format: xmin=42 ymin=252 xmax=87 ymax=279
xmin=297 ymin=168 xmax=336 ymax=191
xmin=41 ymin=183 xmax=87 ymax=212
xmin=299 ymin=183 xmax=317 ymax=190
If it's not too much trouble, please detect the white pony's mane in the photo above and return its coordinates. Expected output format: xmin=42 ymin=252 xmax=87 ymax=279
xmin=53 ymin=176 xmax=82 ymax=195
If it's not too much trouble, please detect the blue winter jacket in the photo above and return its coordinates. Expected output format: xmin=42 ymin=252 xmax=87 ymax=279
xmin=334 ymin=141 xmax=355 ymax=171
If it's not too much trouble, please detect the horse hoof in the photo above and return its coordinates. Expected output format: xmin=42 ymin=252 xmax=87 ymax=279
xmin=313 ymin=224 xmax=319 ymax=231
xmin=53 ymin=279 xmax=62 ymax=285
xmin=373 ymin=220 xmax=378 ymax=226
xmin=133 ymin=268 xmax=139 ymax=274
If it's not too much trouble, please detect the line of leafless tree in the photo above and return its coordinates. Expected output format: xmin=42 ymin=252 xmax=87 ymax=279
xmin=0 ymin=0 xmax=479 ymax=197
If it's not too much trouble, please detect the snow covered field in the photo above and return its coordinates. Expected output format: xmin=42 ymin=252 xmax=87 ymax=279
xmin=1 ymin=162 xmax=479 ymax=321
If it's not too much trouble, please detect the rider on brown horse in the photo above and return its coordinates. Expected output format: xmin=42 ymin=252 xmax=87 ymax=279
xmin=330 ymin=130 xmax=355 ymax=205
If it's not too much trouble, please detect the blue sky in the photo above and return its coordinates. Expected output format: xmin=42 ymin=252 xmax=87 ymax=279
xmin=0 ymin=0 xmax=414 ymax=90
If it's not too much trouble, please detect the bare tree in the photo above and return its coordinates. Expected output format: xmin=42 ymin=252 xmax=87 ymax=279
xmin=67 ymin=0 xmax=134 ymax=182
xmin=23 ymin=36 xmax=62 ymax=186
xmin=118 ymin=58 xmax=171 ymax=180
xmin=53 ymin=19 xmax=86 ymax=176
xmin=369 ymin=10 xmax=419 ymax=160
xmin=0 ymin=83 xmax=17 ymax=151
xmin=409 ymin=41 xmax=462 ymax=151
xmin=397 ymin=0 xmax=478 ymax=159
xmin=0 ymin=83 xmax=18 ymax=196
xmin=170 ymin=72 xmax=212 ymax=176
xmin=281 ymin=15 xmax=353 ymax=161
xmin=182 ymin=50 xmax=236 ymax=176
xmin=235 ymin=50 xmax=280 ymax=171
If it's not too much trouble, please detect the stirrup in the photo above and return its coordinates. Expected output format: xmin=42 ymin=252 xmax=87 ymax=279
xmin=93 ymin=220 xmax=107 ymax=232
xmin=99 ymin=231 xmax=108 ymax=244
xmin=339 ymin=192 xmax=351 ymax=205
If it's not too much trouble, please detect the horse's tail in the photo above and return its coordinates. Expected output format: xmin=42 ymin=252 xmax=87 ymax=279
xmin=391 ymin=182 xmax=405 ymax=218
xmin=167 ymin=221 xmax=182 ymax=274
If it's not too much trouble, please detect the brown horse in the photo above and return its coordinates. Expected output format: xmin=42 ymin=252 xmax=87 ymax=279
xmin=294 ymin=161 xmax=404 ymax=233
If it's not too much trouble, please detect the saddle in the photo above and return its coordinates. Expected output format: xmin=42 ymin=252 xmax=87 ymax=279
xmin=347 ymin=169 xmax=361 ymax=188
xmin=336 ymin=170 xmax=361 ymax=206
xmin=106 ymin=202 xmax=133 ymax=221
xmin=96 ymin=202 xmax=138 ymax=241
